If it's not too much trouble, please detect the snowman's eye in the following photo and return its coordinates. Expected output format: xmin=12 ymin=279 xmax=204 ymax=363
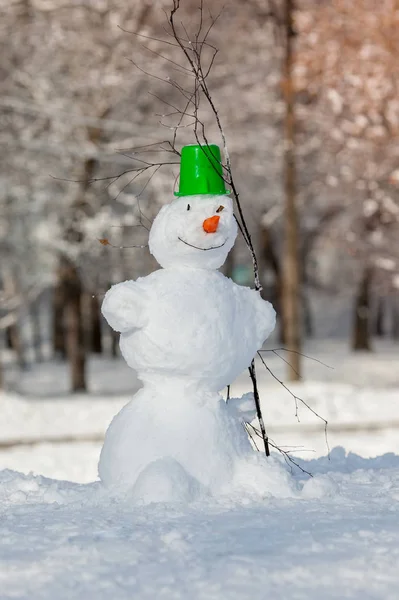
xmin=216 ymin=205 xmax=224 ymax=213
xmin=187 ymin=204 xmax=191 ymax=211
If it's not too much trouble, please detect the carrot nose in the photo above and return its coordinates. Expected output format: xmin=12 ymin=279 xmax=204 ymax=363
xmin=203 ymin=215 xmax=220 ymax=233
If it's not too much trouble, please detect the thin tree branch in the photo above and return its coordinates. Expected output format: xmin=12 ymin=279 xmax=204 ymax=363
xmin=257 ymin=351 xmax=330 ymax=456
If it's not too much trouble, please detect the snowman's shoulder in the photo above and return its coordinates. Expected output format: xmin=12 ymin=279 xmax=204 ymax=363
xmin=135 ymin=268 xmax=183 ymax=295
xmin=104 ymin=278 xmax=145 ymax=299
xmin=212 ymin=270 xmax=239 ymax=290
xmin=205 ymin=271 xmax=259 ymax=301
xmin=136 ymin=268 xmax=168 ymax=285
xmin=238 ymin=284 xmax=276 ymax=316
xmin=215 ymin=273 xmax=258 ymax=299
xmin=222 ymin=279 xmax=277 ymax=338
xmin=139 ymin=267 xmax=220 ymax=290
xmin=115 ymin=270 xmax=172 ymax=296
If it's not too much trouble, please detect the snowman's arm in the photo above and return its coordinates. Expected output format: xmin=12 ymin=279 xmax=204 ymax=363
xmin=227 ymin=392 xmax=257 ymax=423
xmin=239 ymin=287 xmax=276 ymax=345
xmin=251 ymin=290 xmax=276 ymax=342
xmin=102 ymin=280 xmax=147 ymax=333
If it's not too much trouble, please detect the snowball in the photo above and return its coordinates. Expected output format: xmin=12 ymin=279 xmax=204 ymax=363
xmin=301 ymin=474 xmax=339 ymax=499
xmin=228 ymin=392 xmax=258 ymax=424
xmin=231 ymin=454 xmax=299 ymax=500
xmin=102 ymin=280 xmax=148 ymax=333
xmin=131 ymin=458 xmax=205 ymax=504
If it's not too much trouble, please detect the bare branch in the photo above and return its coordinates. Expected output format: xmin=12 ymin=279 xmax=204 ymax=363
xmin=260 ymin=348 xmax=334 ymax=371
xmin=257 ymin=351 xmax=330 ymax=456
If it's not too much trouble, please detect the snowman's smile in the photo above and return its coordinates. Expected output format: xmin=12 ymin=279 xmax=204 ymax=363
xmin=178 ymin=236 xmax=227 ymax=251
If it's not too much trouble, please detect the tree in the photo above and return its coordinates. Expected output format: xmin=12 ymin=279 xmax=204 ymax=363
xmin=281 ymin=0 xmax=302 ymax=380
xmin=295 ymin=0 xmax=399 ymax=350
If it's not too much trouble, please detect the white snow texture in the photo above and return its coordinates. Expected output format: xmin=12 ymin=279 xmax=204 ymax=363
xmin=3 ymin=450 xmax=399 ymax=600
xmin=100 ymin=194 xmax=276 ymax=501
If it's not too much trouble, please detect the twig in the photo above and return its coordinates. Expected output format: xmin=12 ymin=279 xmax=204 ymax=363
xmin=98 ymin=239 xmax=148 ymax=249
xmin=267 ymin=349 xmax=303 ymax=380
xmin=260 ymin=347 xmax=334 ymax=370
xmin=257 ymin=351 xmax=330 ymax=457
xmin=245 ymin=422 xmax=313 ymax=477
xmin=248 ymin=360 xmax=270 ymax=456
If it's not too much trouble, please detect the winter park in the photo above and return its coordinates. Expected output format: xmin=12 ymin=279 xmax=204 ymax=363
xmin=1 ymin=1 xmax=399 ymax=599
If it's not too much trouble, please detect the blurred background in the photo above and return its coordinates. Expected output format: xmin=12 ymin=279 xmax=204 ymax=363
xmin=1 ymin=0 xmax=398 ymax=482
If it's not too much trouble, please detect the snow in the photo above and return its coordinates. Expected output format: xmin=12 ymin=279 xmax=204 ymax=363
xmin=1 ymin=449 xmax=399 ymax=599
xmin=1 ymin=332 xmax=399 ymax=597
xmin=0 ymin=391 xmax=125 ymax=445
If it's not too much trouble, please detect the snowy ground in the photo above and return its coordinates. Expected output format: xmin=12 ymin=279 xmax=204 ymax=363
xmin=1 ymin=340 xmax=399 ymax=598
xmin=1 ymin=450 xmax=399 ymax=600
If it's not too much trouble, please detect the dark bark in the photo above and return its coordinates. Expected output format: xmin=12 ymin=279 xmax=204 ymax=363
xmin=223 ymin=245 xmax=235 ymax=280
xmin=392 ymin=299 xmax=399 ymax=341
xmin=352 ymin=266 xmax=373 ymax=351
xmin=111 ymin=329 xmax=119 ymax=358
xmin=303 ymin=289 xmax=313 ymax=338
xmin=30 ymin=301 xmax=44 ymax=362
xmin=59 ymin=258 xmax=86 ymax=392
xmin=52 ymin=281 xmax=66 ymax=359
xmin=5 ymin=326 xmax=12 ymax=349
xmin=260 ymin=225 xmax=285 ymax=343
xmin=281 ymin=0 xmax=301 ymax=379
xmin=374 ymin=296 xmax=385 ymax=337
xmin=90 ymin=294 xmax=103 ymax=354
xmin=7 ymin=322 xmax=26 ymax=369
xmin=105 ymin=283 xmax=119 ymax=358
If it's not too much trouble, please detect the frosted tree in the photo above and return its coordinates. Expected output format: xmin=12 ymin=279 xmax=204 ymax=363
xmin=295 ymin=0 xmax=399 ymax=349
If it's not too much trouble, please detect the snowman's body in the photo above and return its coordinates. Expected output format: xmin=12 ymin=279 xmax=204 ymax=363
xmin=99 ymin=194 xmax=276 ymax=502
xmin=111 ymin=268 xmax=271 ymax=390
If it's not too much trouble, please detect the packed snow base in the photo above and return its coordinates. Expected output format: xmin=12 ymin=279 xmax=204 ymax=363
xmin=2 ymin=448 xmax=399 ymax=600
xmin=100 ymin=194 xmax=276 ymax=501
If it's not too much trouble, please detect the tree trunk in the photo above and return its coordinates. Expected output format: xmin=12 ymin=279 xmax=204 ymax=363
xmin=374 ymin=296 xmax=385 ymax=337
xmin=54 ymin=109 xmax=110 ymax=388
xmin=281 ymin=0 xmax=301 ymax=380
xmin=90 ymin=294 xmax=103 ymax=354
xmin=111 ymin=329 xmax=119 ymax=358
xmin=105 ymin=282 xmax=119 ymax=358
xmin=223 ymin=244 xmax=235 ymax=280
xmin=260 ymin=224 xmax=285 ymax=343
xmin=303 ymin=289 xmax=313 ymax=338
xmin=5 ymin=326 xmax=13 ymax=349
xmin=7 ymin=322 xmax=26 ymax=370
xmin=52 ymin=281 xmax=66 ymax=359
xmin=59 ymin=258 xmax=86 ymax=392
xmin=352 ymin=266 xmax=372 ymax=351
xmin=392 ymin=298 xmax=399 ymax=341
xmin=30 ymin=301 xmax=44 ymax=362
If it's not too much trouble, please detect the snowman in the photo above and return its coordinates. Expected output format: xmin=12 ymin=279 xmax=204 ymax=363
xmin=99 ymin=144 xmax=277 ymax=503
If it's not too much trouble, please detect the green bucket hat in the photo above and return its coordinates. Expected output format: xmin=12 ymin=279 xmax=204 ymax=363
xmin=174 ymin=144 xmax=229 ymax=197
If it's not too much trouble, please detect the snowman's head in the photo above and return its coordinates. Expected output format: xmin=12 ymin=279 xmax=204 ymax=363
xmin=149 ymin=194 xmax=237 ymax=270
